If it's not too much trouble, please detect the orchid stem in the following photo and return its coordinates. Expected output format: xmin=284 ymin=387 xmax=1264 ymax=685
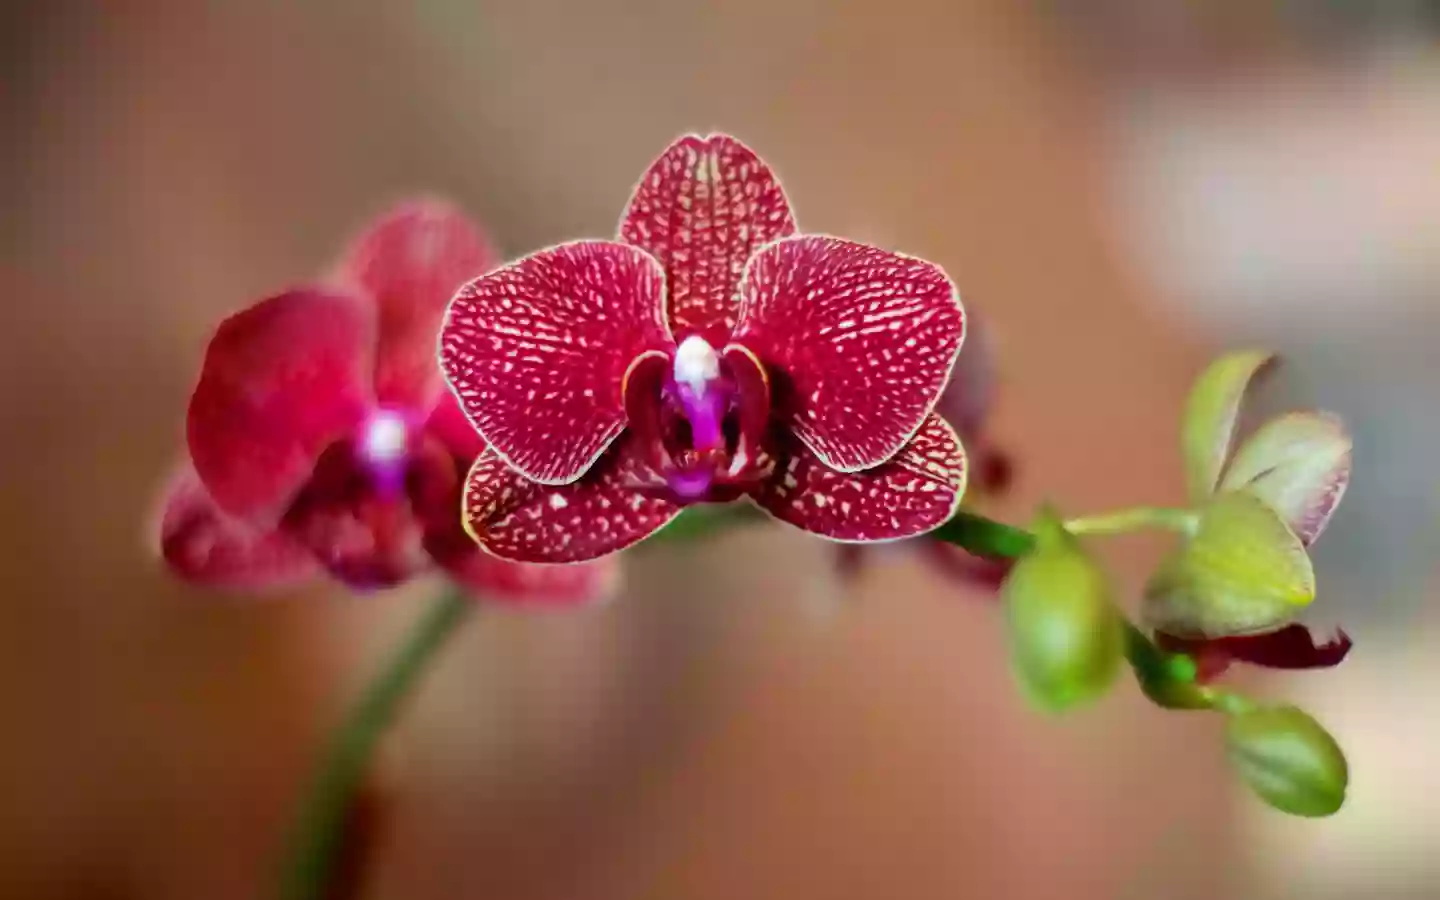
xmin=932 ymin=510 xmax=1223 ymax=712
xmin=279 ymin=588 xmax=471 ymax=900
xmin=1063 ymin=506 xmax=1198 ymax=537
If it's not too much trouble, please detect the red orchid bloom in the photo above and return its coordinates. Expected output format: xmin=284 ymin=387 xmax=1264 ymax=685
xmin=439 ymin=134 xmax=969 ymax=564
xmin=156 ymin=201 xmax=615 ymax=603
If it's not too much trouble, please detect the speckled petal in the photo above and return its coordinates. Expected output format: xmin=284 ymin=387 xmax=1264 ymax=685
xmin=440 ymin=241 xmax=673 ymax=484
xmin=336 ymin=200 xmax=498 ymax=408
xmin=156 ymin=466 xmax=318 ymax=591
xmin=732 ymin=236 xmax=965 ymax=472
xmin=752 ymin=413 xmax=967 ymax=541
xmin=187 ymin=288 xmax=374 ymax=522
xmin=619 ymin=134 xmax=797 ymax=343
xmin=462 ymin=434 xmax=682 ymax=563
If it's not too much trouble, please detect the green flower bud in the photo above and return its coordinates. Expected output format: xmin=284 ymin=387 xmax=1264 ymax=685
xmin=1142 ymin=491 xmax=1315 ymax=638
xmin=1225 ymin=705 xmax=1348 ymax=817
xmin=1003 ymin=511 xmax=1123 ymax=713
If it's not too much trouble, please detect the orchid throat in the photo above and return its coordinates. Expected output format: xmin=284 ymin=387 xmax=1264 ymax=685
xmin=630 ymin=335 xmax=768 ymax=503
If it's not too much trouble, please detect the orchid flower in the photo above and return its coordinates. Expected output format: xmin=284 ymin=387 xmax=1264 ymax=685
xmin=440 ymin=134 xmax=969 ymax=563
xmin=1142 ymin=351 xmax=1354 ymax=680
xmin=156 ymin=202 xmax=614 ymax=603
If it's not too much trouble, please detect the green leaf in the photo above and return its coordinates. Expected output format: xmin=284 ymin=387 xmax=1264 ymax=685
xmin=1220 ymin=411 xmax=1352 ymax=547
xmin=1003 ymin=511 xmax=1124 ymax=713
xmin=1226 ymin=705 xmax=1348 ymax=817
xmin=1181 ymin=350 xmax=1274 ymax=502
xmin=1141 ymin=491 xmax=1315 ymax=638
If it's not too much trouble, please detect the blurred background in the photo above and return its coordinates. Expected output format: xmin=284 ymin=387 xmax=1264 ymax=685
xmin=2 ymin=2 xmax=1437 ymax=897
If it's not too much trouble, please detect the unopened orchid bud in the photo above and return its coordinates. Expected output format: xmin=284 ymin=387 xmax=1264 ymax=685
xmin=1225 ymin=705 xmax=1348 ymax=817
xmin=1003 ymin=511 xmax=1123 ymax=713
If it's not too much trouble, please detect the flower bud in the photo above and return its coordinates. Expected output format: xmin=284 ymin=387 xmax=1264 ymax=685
xmin=1142 ymin=491 xmax=1315 ymax=638
xmin=1003 ymin=511 xmax=1123 ymax=713
xmin=1225 ymin=705 xmax=1348 ymax=817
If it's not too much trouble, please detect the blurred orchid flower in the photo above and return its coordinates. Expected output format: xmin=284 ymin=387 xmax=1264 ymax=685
xmin=439 ymin=134 xmax=970 ymax=563
xmin=156 ymin=202 xmax=615 ymax=604
xmin=1143 ymin=351 xmax=1353 ymax=679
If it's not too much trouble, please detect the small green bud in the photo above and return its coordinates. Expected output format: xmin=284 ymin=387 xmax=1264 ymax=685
xmin=1142 ymin=491 xmax=1315 ymax=638
xmin=1225 ymin=705 xmax=1348 ymax=817
xmin=1003 ymin=511 xmax=1124 ymax=713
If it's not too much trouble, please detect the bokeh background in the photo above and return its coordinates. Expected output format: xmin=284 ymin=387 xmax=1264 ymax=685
xmin=3 ymin=2 xmax=1437 ymax=897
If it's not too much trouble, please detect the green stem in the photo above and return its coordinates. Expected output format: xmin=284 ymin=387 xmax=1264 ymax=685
xmin=933 ymin=509 xmax=1229 ymax=713
xmin=1063 ymin=506 xmax=1198 ymax=538
xmin=279 ymin=589 xmax=471 ymax=900
xmin=929 ymin=510 xmax=1037 ymax=558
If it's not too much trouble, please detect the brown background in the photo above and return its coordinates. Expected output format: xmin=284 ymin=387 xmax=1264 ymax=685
xmin=6 ymin=2 xmax=1428 ymax=898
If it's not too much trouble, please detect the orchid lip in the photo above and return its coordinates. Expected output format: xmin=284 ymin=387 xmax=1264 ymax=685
xmin=357 ymin=408 xmax=413 ymax=498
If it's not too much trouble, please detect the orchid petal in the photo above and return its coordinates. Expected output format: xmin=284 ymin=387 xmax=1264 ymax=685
xmin=337 ymin=200 xmax=498 ymax=408
xmin=462 ymin=434 xmax=682 ymax=563
xmin=1155 ymin=625 xmax=1353 ymax=682
xmin=187 ymin=288 xmax=374 ymax=523
xmin=1142 ymin=491 xmax=1315 ymax=639
xmin=1181 ymin=350 xmax=1274 ymax=502
xmin=752 ymin=413 xmax=967 ymax=541
xmin=732 ymin=236 xmax=965 ymax=472
xmin=1220 ymin=411 xmax=1352 ymax=547
xmin=619 ymin=134 xmax=797 ymax=343
xmin=423 ymin=391 xmax=487 ymax=462
xmin=440 ymin=240 xmax=673 ymax=484
xmin=155 ymin=466 xmax=318 ymax=591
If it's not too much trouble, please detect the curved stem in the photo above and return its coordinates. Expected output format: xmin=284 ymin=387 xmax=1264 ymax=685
xmin=279 ymin=589 xmax=472 ymax=900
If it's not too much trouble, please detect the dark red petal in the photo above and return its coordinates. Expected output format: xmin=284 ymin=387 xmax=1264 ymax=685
xmin=834 ymin=544 xmax=869 ymax=582
xmin=439 ymin=240 xmax=673 ymax=484
xmin=919 ymin=540 xmax=1012 ymax=591
xmin=731 ymin=236 xmax=965 ymax=472
xmin=335 ymin=200 xmax=499 ymax=409
xmin=1154 ymin=625 xmax=1353 ymax=683
xmin=441 ymin=553 xmax=620 ymax=606
xmin=423 ymin=390 xmax=486 ymax=462
xmin=752 ymin=413 xmax=967 ymax=541
xmin=280 ymin=442 xmax=430 ymax=589
xmin=618 ymin=134 xmax=797 ymax=343
xmin=462 ymin=434 xmax=682 ymax=563
xmin=155 ymin=466 xmax=318 ymax=591
xmin=187 ymin=288 xmax=374 ymax=523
